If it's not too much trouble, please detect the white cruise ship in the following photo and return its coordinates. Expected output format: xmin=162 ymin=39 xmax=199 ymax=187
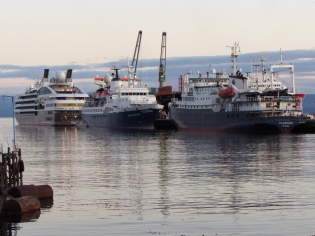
xmin=14 ymin=69 xmax=89 ymax=126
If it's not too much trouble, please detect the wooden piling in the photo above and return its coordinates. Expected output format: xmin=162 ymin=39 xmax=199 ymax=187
xmin=1 ymin=147 xmax=54 ymax=216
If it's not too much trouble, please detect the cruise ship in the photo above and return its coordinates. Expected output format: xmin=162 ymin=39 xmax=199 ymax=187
xmin=168 ymin=44 xmax=308 ymax=133
xmin=79 ymin=65 xmax=163 ymax=129
xmin=14 ymin=69 xmax=89 ymax=126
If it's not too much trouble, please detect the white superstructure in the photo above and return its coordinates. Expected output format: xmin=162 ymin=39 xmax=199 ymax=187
xmin=80 ymin=65 xmax=163 ymax=129
xmin=14 ymin=69 xmax=89 ymax=126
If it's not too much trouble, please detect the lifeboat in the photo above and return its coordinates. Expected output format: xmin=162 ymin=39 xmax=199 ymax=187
xmin=218 ymin=87 xmax=235 ymax=99
xmin=94 ymin=77 xmax=105 ymax=87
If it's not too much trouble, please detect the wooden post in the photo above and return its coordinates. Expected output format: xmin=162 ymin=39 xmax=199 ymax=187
xmin=18 ymin=148 xmax=23 ymax=186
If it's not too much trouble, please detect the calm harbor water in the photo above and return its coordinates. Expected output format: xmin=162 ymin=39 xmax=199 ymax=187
xmin=1 ymin=117 xmax=315 ymax=236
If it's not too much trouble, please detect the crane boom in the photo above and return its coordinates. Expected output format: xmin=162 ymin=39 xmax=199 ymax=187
xmin=159 ymin=32 xmax=166 ymax=88
xmin=131 ymin=30 xmax=142 ymax=74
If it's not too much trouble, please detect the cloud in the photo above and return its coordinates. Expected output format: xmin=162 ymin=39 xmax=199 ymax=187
xmin=1 ymin=49 xmax=315 ymax=95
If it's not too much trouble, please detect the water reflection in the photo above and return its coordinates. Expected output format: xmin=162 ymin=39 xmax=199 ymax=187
xmin=170 ymin=132 xmax=307 ymax=216
xmin=158 ymin=131 xmax=170 ymax=217
xmin=0 ymin=210 xmax=40 ymax=236
xmin=0 ymin=222 xmax=20 ymax=236
xmin=4 ymin=118 xmax=315 ymax=235
xmin=1 ymin=210 xmax=40 ymax=224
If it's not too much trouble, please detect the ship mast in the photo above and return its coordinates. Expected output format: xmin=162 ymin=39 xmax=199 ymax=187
xmin=111 ymin=66 xmax=120 ymax=81
xmin=227 ymin=42 xmax=240 ymax=76
xmin=270 ymin=49 xmax=295 ymax=94
xmin=260 ymin=56 xmax=268 ymax=82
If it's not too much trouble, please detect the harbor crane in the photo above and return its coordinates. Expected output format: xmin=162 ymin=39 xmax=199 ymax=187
xmin=131 ymin=30 xmax=142 ymax=74
xmin=159 ymin=32 xmax=166 ymax=88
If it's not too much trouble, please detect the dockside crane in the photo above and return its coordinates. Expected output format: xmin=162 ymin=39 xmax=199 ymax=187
xmin=131 ymin=30 xmax=142 ymax=74
xmin=155 ymin=31 xmax=181 ymax=117
xmin=159 ymin=32 xmax=166 ymax=88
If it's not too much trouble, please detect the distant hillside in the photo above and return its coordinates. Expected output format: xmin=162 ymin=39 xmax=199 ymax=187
xmin=0 ymin=99 xmax=13 ymax=117
xmin=0 ymin=94 xmax=314 ymax=117
xmin=303 ymin=94 xmax=315 ymax=114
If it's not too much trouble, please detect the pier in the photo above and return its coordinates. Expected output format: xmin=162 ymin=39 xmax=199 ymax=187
xmin=0 ymin=147 xmax=53 ymax=216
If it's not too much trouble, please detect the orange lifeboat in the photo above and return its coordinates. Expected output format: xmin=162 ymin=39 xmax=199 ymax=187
xmin=94 ymin=77 xmax=104 ymax=82
xmin=218 ymin=87 xmax=235 ymax=99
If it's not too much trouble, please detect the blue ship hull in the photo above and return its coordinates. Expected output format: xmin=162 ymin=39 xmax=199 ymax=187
xmin=81 ymin=108 xmax=160 ymax=129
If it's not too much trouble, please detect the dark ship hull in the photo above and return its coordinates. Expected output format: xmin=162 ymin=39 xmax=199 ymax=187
xmin=81 ymin=108 xmax=160 ymax=129
xmin=169 ymin=107 xmax=307 ymax=133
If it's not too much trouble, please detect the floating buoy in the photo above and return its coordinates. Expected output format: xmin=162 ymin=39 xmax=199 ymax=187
xmin=8 ymin=185 xmax=53 ymax=199
xmin=2 ymin=196 xmax=40 ymax=215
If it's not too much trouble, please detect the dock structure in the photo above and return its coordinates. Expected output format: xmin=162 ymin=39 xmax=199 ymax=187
xmin=0 ymin=147 xmax=24 ymax=212
xmin=0 ymin=146 xmax=53 ymax=216
xmin=1 ymin=147 xmax=24 ymax=190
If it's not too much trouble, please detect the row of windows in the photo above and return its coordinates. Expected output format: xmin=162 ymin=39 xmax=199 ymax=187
xmin=55 ymin=104 xmax=82 ymax=107
xmin=175 ymin=111 xmax=277 ymax=119
xmin=18 ymin=111 xmax=37 ymax=115
xmin=38 ymin=87 xmax=52 ymax=95
xmin=16 ymin=97 xmax=85 ymax=105
xmin=19 ymin=95 xmax=37 ymax=99
xmin=16 ymin=106 xmax=35 ymax=110
xmin=121 ymin=93 xmax=147 ymax=96
xmin=91 ymin=115 xmax=106 ymax=118
xmin=16 ymin=100 xmax=35 ymax=105
xmin=55 ymin=97 xmax=85 ymax=100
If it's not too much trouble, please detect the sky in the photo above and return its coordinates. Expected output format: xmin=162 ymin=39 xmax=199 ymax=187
xmin=1 ymin=0 xmax=315 ymax=96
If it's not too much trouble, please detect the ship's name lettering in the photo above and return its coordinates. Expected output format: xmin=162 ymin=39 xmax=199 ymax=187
xmin=279 ymin=122 xmax=293 ymax=125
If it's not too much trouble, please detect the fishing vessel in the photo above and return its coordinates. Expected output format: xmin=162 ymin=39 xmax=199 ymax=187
xmin=14 ymin=69 xmax=89 ymax=126
xmin=80 ymin=65 xmax=163 ymax=129
xmin=168 ymin=44 xmax=308 ymax=133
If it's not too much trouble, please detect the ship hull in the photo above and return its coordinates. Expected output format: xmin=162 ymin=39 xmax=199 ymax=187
xmin=15 ymin=110 xmax=82 ymax=126
xmin=169 ymin=106 xmax=306 ymax=133
xmin=81 ymin=108 xmax=160 ymax=129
